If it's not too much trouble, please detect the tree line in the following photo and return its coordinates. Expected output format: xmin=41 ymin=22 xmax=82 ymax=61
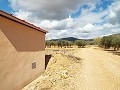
xmin=46 ymin=40 xmax=87 ymax=48
xmin=46 ymin=34 xmax=120 ymax=50
xmin=100 ymin=35 xmax=120 ymax=50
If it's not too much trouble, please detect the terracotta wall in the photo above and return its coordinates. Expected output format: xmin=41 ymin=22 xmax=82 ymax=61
xmin=0 ymin=16 xmax=45 ymax=51
xmin=0 ymin=16 xmax=45 ymax=90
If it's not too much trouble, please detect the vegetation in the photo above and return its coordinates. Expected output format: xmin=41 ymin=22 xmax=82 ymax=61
xmin=46 ymin=40 xmax=73 ymax=48
xmin=75 ymin=40 xmax=87 ymax=48
xmin=46 ymin=33 xmax=120 ymax=50
xmin=46 ymin=39 xmax=87 ymax=48
xmin=46 ymin=41 xmax=57 ymax=48
xmin=100 ymin=35 xmax=120 ymax=50
xmin=94 ymin=37 xmax=101 ymax=46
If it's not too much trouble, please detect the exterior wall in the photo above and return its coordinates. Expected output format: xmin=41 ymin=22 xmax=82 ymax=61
xmin=0 ymin=16 xmax=45 ymax=90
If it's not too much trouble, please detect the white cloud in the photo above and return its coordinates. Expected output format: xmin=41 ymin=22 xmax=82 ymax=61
xmin=36 ymin=7 xmax=119 ymax=39
xmin=108 ymin=0 xmax=120 ymax=24
xmin=14 ymin=10 xmax=31 ymax=20
xmin=38 ymin=20 xmax=67 ymax=30
xmin=111 ymin=28 xmax=120 ymax=33
xmin=103 ymin=23 xmax=119 ymax=29
xmin=38 ymin=9 xmax=108 ymax=30
xmin=82 ymin=24 xmax=94 ymax=32
xmin=9 ymin=0 xmax=94 ymax=20
xmin=8 ymin=0 xmax=120 ymax=40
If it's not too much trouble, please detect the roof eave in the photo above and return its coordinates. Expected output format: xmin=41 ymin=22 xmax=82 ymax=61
xmin=0 ymin=10 xmax=48 ymax=34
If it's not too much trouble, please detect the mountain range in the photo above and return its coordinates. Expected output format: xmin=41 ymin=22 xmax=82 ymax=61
xmin=49 ymin=33 xmax=120 ymax=42
xmin=50 ymin=37 xmax=93 ymax=42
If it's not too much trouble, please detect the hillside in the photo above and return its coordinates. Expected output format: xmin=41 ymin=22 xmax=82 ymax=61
xmin=50 ymin=37 xmax=93 ymax=42
xmin=49 ymin=33 xmax=120 ymax=42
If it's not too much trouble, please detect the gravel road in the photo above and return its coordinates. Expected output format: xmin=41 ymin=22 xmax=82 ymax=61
xmin=22 ymin=46 xmax=120 ymax=90
xmin=74 ymin=46 xmax=120 ymax=90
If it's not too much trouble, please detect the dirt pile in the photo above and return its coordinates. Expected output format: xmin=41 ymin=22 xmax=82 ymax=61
xmin=22 ymin=54 xmax=82 ymax=90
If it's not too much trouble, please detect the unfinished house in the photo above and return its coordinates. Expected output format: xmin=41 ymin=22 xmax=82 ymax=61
xmin=0 ymin=10 xmax=47 ymax=90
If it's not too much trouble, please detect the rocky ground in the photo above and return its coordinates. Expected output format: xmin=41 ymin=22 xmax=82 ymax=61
xmin=22 ymin=46 xmax=120 ymax=90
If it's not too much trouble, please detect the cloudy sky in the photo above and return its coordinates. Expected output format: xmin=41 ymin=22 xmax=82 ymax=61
xmin=0 ymin=0 xmax=120 ymax=40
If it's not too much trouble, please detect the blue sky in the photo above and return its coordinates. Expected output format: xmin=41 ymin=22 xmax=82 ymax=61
xmin=0 ymin=0 xmax=120 ymax=39
xmin=0 ymin=0 xmax=13 ymax=13
xmin=0 ymin=0 xmax=113 ymax=17
xmin=71 ymin=0 xmax=114 ymax=18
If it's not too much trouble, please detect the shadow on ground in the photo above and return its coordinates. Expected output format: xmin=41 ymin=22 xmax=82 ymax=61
xmin=104 ymin=50 xmax=120 ymax=56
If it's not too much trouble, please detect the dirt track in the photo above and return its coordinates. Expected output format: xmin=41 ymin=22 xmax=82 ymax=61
xmin=22 ymin=46 xmax=120 ymax=90
xmin=74 ymin=46 xmax=120 ymax=90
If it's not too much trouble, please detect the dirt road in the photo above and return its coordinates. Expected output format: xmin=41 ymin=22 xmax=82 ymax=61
xmin=22 ymin=46 xmax=120 ymax=90
xmin=74 ymin=46 xmax=120 ymax=90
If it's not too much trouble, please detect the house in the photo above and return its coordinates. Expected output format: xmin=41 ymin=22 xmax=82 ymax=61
xmin=0 ymin=10 xmax=47 ymax=90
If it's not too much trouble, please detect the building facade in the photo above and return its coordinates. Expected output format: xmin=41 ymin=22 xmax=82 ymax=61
xmin=0 ymin=10 xmax=47 ymax=90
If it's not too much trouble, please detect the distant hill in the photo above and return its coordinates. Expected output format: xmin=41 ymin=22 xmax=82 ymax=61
xmin=49 ymin=33 xmax=120 ymax=42
xmin=50 ymin=37 xmax=77 ymax=42
xmin=50 ymin=37 xmax=93 ymax=42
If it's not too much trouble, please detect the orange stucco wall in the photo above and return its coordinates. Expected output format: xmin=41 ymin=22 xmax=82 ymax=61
xmin=0 ymin=16 xmax=46 ymax=90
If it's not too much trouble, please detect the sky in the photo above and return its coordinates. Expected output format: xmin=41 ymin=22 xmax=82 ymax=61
xmin=0 ymin=0 xmax=120 ymax=40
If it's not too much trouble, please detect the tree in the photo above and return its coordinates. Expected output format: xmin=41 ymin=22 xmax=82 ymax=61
xmin=112 ymin=37 xmax=120 ymax=50
xmin=57 ymin=40 xmax=63 ymax=48
xmin=56 ymin=40 xmax=73 ymax=48
xmin=51 ymin=41 xmax=57 ymax=47
xmin=65 ymin=41 xmax=71 ymax=48
xmin=100 ymin=35 xmax=120 ymax=50
xmin=46 ymin=41 xmax=57 ymax=48
xmin=100 ymin=36 xmax=112 ymax=49
xmin=46 ymin=40 xmax=51 ymax=47
xmin=75 ymin=40 xmax=87 ymax=48
xmin=94 ymin=37 xmax=101 ymax=46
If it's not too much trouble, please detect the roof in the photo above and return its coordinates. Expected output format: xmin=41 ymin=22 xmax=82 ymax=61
xmin=0 ymin=10 xmax=48 ymax=33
